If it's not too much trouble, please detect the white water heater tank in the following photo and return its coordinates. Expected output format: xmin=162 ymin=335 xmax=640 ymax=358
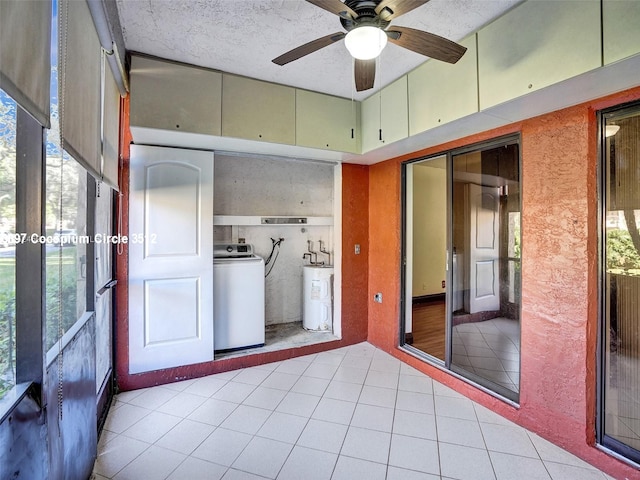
xmin=303 ymin=266 xmax=334 ymax=332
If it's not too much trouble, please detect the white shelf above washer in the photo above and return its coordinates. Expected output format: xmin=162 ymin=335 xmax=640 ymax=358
xmin=214 ymin=215 xmax=333 ymax=226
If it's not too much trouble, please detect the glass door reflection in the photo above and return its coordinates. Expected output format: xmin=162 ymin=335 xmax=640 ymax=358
xmin=450 ymin=142 xmax=521 ymax=401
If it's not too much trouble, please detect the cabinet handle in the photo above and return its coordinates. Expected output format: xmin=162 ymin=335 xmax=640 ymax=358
xmin=379 ymin=129 xmax=382 ymax=141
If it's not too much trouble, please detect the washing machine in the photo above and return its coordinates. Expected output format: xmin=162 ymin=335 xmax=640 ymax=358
xmin=213 ymin=243 xmax=265 ymax=351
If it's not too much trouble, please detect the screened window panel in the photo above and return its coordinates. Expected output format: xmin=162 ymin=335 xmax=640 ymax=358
xmin=0 ymin=0 xmax=52 ymax=127
xmin=59 ymin=0 xmax=101 ymax=180
xmin=102 ymin=57 xmax=120 ymax=190
xmin=602 ymin=107 xmax=640 ymax=461
xmin=0 ymin=91 xmax=17 ymax=399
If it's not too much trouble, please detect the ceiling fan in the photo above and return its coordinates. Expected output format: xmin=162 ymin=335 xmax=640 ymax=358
xmin=272 ymin=0 xmax=467 ymax=92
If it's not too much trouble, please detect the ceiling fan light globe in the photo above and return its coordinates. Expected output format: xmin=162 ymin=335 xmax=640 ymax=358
xmin=345 ymin=26 xmax=388 ymax=60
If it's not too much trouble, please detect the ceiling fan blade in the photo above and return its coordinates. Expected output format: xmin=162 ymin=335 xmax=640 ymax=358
xmin=305 ymin=0 xmax=357 ymax=19
xmin=272 ymin=32 xmax=346 ymax=66
xmin=375 ymin=0 xmax=430 ymax=21
xmin=355 ymin=59 xmax=376 ymax=92
xmin=386 ymin=26 xmax=467 ymax=63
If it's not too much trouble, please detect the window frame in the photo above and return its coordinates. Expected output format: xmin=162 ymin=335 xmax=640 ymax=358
xmin=43 ymin=160 xmax=94 ymax=358
xmin=597 ymin=99 xmax=640 ymax=466
xmin=0 ymin=105 xmax=46 ymax=421
xmin=0 ymin=108 xmax=100 ymax=421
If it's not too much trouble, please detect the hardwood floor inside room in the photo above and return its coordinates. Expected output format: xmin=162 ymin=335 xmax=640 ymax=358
xmin=410 ymin=301 xmax=446 ymax=360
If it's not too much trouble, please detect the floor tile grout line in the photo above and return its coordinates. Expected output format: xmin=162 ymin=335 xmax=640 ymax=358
xmin=332 ymin=345 xmax=374 ymax=477
xmin=100 ymin=435 xmax=155 ymax=479
xmin=384 ymin=366 xmax=401 ymax=477
xmin=527 ymin=430 xmax=575 ymax=480
xmin=432 ymin=388 xmax=444 ymax=478
xmin=478 ymin=416 xmax=500 ymax=480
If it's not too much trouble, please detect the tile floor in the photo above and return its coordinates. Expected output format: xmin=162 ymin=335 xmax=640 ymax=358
xmin=93 ymin=342 xmax=614 ymax=480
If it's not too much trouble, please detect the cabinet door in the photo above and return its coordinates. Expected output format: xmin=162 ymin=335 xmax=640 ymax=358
xmin=408 ymin=35 xmax=478 ymax=135
xmin=222 ymin=74 xmax=296 ymax=144
xmin=603 ymin=0 xmax=640 ymax=65
xmin=362 ymin=76 xmax=408 ymax=152
xmin=129 ymin=55 xmax=222 ymax=135
xmin=478 ymin=0 xmax=601 ymax=110
xmin=296 ymin=90 xmax=359 ymax=153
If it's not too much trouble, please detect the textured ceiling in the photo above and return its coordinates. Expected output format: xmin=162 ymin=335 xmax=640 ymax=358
xmin=116 ymin=0 xmax=522 ymax=101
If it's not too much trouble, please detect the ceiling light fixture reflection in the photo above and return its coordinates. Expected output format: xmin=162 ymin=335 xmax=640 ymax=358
xmin=344 ymin=26 xmax=388 ymax=60
xmin=605 ymin=125 xmax=620 ymax=137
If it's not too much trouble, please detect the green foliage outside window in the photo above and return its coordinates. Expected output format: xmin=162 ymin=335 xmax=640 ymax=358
xmin=0 ymin=286 xmax=16 ymax=399
xmin=607 ymin=227 xmax=640 ymax=275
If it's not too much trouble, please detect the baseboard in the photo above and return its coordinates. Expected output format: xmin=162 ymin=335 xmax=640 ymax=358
xmin=413 ymin=293 xmax=446 ymax=305
xmin=452 ymin=310 xmax=501 ymax=326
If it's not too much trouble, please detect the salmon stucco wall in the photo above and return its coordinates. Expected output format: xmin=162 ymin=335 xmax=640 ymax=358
xmin=366 ymin=86 xmax=640 ymax=479
xmin=518 ymin=103 xmax=598 ymax=449
xmin=368 ymin=159 xmax=403 ymax=349
xmin=341 ymin=164 xmax=370 ymax=344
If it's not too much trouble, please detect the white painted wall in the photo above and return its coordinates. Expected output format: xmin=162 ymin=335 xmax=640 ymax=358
xmin=412 ymin=162 xmax=447 ymax=297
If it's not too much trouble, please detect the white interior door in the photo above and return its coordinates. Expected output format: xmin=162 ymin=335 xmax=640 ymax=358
xmin=466 ymin=183 xmax=500 ymax=314
xmin=129 ymin=145 xmax=214 ymax=374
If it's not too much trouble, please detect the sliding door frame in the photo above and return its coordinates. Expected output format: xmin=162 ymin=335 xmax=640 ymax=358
xmin=400 ymin=153 xmax=451 ymax=367
xmin=597 ymin=99 xmax=640 ymax=465
xmin=400 ymin=133 xmax=522 ymax=404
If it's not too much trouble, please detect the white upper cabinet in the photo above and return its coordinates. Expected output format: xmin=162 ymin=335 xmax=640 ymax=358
xmin=129 ymin=55 xmax=222 ymax=135
xmin=603 ymin=0 xmax=640 ymax=65
xmin=477 ymin=0 xmax=601 ymax=110
xmin=222 ymin=74 xmax=296 ymax=145
xmin=408 ymin=35 xmax=478 ymax=136
xmin=296 ymin=90 xmax=359 ymax=153
xmin=361 ymin=76 xmax=408 ymax=153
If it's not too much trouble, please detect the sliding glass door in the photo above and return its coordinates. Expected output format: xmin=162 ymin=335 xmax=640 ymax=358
xmin=600 ymin=102 xmax=640 ymax=464
xmin=402 ymin=136 xmax=521 ymax=402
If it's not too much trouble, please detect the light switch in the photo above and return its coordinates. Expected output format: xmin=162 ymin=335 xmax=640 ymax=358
xmin=355 ymin=244 xmax=361 ymax=255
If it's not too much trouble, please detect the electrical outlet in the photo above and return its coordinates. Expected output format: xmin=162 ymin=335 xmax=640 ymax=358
xmin=374 ymin=292 xmax=382 ymax=303
xmin=355 ymin=244 xmax=361 ymax=255
xmin=442 ymin=280 xmax=446 ymax=288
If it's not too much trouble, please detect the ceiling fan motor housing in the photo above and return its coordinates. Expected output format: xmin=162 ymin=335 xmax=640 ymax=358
xmin=272 ymin=0 xmax=467 ymax=91
xmin=340 ymin=0 xmax=391 ymax=31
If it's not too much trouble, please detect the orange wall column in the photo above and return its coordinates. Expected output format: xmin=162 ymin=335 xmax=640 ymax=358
xmin=114 ymin=95 xmax=132 ymax=389
xmin=341 ymin=163 xmax=370 ymax=344
xmin=368 ymin=160 xmax=402 ymax=351
xmin=518 ymin=104 xmax=598 ymax=449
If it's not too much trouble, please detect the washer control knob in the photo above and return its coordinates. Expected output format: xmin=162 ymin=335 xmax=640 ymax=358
xmin=226 ymin=245 xmax=233 ymax=253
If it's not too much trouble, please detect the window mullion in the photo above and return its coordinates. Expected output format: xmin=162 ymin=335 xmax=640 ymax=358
xmin=15 ymin=106 xmax=45 ymax=385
